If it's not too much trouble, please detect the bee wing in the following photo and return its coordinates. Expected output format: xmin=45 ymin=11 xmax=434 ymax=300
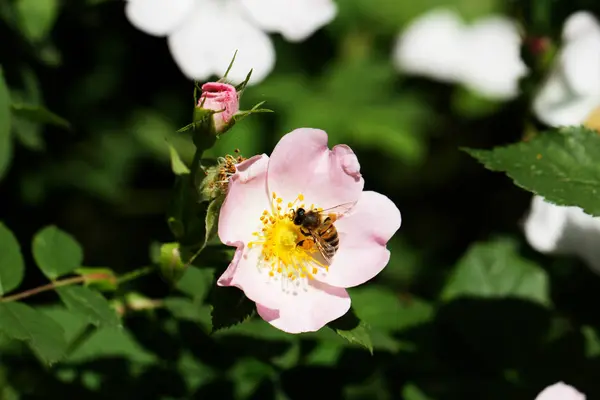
xmin=310 ymin=233 xmax=335 ymax=264
xmin=316 ymin=202 xmax=356 ymax=220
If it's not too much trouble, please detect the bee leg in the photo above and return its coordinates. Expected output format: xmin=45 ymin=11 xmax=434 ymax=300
xmin=300 ymin=228 xmax=311 ymax=237
xmin=297 ymin=238 xmax=314 ymax=251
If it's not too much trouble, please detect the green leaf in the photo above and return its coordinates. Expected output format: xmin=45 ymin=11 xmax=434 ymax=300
xmin=0 ymin=68 xmax=12 ymax=181
xmin=204 ymin=194 xmax=224 ymax=246
xmin=441 ymin=237 xmax=550 ymax=306
xmin=328 ymin=308 xmax=373 ymax=354
xmin=32 ymin=225 xmax=84 ymax=280
xmin=164 ymin=297 xmax=211 ymax=326
xmin=55 ymin=286 xmax=120 ymax=328
xmin=402 ymin=383 xmax=434 ymax=400
xmin=176 ymin=266 xmax=214 ymax=302
xmin=67 ymin=326 xmax=156 ymax=365
xmin=168 ymin=143 xmax=190 ymax=175
xmin=11 ymin=103 xmax=70 ymax=129
xmin=350 ymin=286 xmax=434 ymax=333
xmin=15 ymin=0 xmax=60 ymax=43
xmin=228 ymin=358 xmax=275 ymax=399
xmin=0 ymin=302 xmax=67 ymax=364
xmin=209 ymin=285 xmax=255 ymax=333
xmin=0 ymin=223 xmax=24 ymax=296
xmin=465 ymin=126 xmax=600 ymax=216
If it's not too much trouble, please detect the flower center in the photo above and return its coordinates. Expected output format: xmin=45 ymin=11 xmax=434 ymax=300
xmin=248 ymin=192 xmax=328 ymax=287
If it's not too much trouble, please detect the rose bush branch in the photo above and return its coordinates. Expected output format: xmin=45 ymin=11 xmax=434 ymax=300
xmin=0 ymin=265 xmax=156 ymax=303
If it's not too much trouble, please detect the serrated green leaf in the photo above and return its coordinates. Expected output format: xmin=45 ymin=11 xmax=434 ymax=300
xmin=15 ymin=0 xmax=59 ymax=43
xmin=168 ymin=143 xmax=190 ymax=175
xmin=0 ymin=302 xmax=67 ymax=364
xmin=0 ymin=223 xmax=24 ymax=296
xmin=350 ymin=286 xmax=433 ymax=333
xmin=0 ymin=68 xmax=12 ymax=181
xmin=465 ymin=126 xmax=600 ymax=216
xmin=209 ymin=286 xmax=255 ymax=333
xmin=32 ymin=225 xmax=84 ymax=280
xmin=328 ymin=308 xmax=373 ymax=354
xmin=441 ymin=237 xmax=550 ymax=306
xmin=11 ymin=103 xmax=70 ymax=129
xmin=55 ymin=286 xmax=120 ymax=328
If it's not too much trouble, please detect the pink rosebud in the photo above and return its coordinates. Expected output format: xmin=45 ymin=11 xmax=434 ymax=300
xmin=197 ymin=82 xmax=239 ymax=134
xmin=216 ymin=128 xmax=402 ymax=333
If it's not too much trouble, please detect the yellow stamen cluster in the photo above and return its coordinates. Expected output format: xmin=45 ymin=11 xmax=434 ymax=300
xmin=205 ymin=149 xmax=246 ymax=193
xmin=248 ymin=192 xmax=328 ymax=286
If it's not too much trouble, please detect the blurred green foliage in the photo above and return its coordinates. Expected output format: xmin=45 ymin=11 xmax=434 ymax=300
xmin=1 ymin=0 xmax=600 ymax=399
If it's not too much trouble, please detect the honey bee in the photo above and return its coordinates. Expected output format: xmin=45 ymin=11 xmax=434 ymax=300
xmin=291 ymin=203 xmax=355 ymax=263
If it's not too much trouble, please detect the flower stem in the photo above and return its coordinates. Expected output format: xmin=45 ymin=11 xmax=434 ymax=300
xmin=0 ymin=275 xmax=98 ymax=303
xmin=0 ymin=266 xmax=157 ymax=303
xmin=116 ymin=266 xmax=155 ymax=285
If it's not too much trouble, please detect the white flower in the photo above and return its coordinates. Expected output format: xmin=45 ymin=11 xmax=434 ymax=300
xmin=125 ymin=0 xmax=337 ymax=85
xmin=392 ymin=8 xmax=527 ymax=100
xmin=524 ymin=195 xmax=600 ymax=274
xmin=534 ymin=382 xmax=585 ymax=400
xmin=533 ymin=11 xmax=600 ymax=127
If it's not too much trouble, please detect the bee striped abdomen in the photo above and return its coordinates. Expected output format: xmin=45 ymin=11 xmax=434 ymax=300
xmin=318 ymin=217 xmax=340 ymax=256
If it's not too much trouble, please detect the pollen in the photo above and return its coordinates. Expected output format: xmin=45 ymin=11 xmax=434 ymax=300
xmin=215 ymin=150 xmax=247 ymax=191
xmin=247 ymin=193 xmax=327 ymax=290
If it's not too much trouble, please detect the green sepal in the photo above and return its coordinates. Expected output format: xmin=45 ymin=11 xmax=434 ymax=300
xmin=232 ymin=101 xmax=274 ymax=125
xmin=74 ymin=267 xmax=118 ymax=292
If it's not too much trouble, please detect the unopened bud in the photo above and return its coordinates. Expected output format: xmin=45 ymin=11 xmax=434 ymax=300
xmin=158 ymin=242 xmax=187 ymax=284
xmin=196 ymin=82 xmax=239 ymax=135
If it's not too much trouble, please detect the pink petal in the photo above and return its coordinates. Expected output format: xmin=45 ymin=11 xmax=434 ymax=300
xmin=317 ymin=191 xmax=401 ymax=288
xmin=267 ymin=128 xmax=364 ymax=209
xmin=255 ymin=279 xmax=351 ymax=333
xmin=217 ymin=243 xmax=286 ymax=310
xmin=218 ymin=154 xmax=270 ymax=245
xmin=535 ymin=382 xmax=585 ymax=400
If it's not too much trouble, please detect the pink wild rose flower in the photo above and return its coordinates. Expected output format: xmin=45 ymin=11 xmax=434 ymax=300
xmin=217 ymin=128 xmax=402 ymax=333
xmin=198 ymin=82 xmax=239 ymax=133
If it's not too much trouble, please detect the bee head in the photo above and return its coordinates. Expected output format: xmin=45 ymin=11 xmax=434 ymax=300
xmin=293 ymin=208 xmax=306 ymax=225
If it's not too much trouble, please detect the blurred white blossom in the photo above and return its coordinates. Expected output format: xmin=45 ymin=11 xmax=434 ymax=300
xmin=525 ymin=12 xmax=600 ymax=273
xmin=524 ymin=195 xmax=600 ymax=274
xmin=534 ymin=382 xmax=585 ymax=400
xmin=533 ymin=11 xmax=600 ymax=127
xmin=125 ymin=0 xmax=337 ymax=84
xmin=392 ymin=8 xmax=527 ymax=100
